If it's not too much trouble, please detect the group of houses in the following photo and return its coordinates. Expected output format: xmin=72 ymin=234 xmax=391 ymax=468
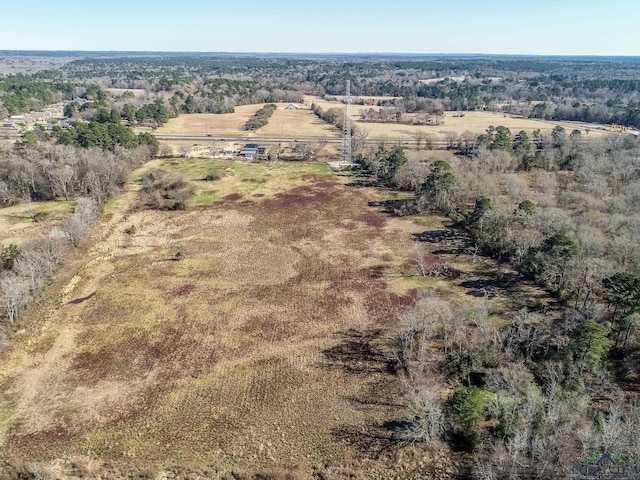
xmin=1 ymin=104 xmax=66 ymax=132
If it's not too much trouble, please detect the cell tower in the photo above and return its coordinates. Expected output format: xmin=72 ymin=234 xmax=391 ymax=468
xmin=340 ymin=80 xmax=352 ymax=166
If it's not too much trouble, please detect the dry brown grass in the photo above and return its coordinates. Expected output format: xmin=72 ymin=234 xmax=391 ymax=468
xmin=419 ymin=76 xmax=467 ymax=84
xmin=0 ymin=200 xmax=75 ymax=247
xmin=310 ymin=96 xmax=611 ymax=140
xmin=0 ymin=160 xmax=496 ymax=477
xmin=256 ymin=104 xmax=338 ymax=138
xmin=152 ymin=104 xmax=263 ymax=136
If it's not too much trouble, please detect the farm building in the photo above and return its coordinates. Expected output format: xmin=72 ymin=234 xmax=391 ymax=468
xmin=238 ymin=143 xmax=269 ymax=161
xmin=285 ymin=103 xmax=300 ymax=110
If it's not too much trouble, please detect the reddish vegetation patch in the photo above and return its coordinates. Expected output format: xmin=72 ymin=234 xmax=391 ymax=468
xmin=223 ymin=193 xmax=243 ymax=201
xmin=240 ymin=314 xmax=295 ymax=342
xmin=366 ymin=265 xmax=385 ymax=278
xmin=261 ymin=180 xmax=339 ymax=209
xmin=172 ymin=284 xmax=196 ymax=297
xmin=366 ymin=287 xmax=416 ymax=324
xmin=8 ymin=424 xmax=72 ymax=453
xmin=71 ymin=323 xmax=220 ymax=384
xmin=360 ymin=211 xmax=386 ymax=229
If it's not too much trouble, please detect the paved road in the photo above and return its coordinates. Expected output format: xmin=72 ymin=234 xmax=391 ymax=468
xmin=155 ymin=134 xmax=451 ymax=147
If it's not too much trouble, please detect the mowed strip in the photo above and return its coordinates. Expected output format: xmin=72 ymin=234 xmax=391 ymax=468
xmin=0 ymin=160 xmax=427 ymax=472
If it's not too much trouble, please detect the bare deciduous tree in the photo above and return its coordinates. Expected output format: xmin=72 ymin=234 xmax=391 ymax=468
xmin=0 ymin=273 xmax=32 ymax=324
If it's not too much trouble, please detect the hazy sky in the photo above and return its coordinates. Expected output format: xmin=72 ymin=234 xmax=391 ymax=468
xmin=1 ymin=0 xmax=639 ymax=55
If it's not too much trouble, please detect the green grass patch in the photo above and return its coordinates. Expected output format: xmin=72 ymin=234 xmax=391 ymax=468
xmin=387 ymin=275 xmax=459 ymax=295
xmin=192 ymin=190 xmax=221 ymax=206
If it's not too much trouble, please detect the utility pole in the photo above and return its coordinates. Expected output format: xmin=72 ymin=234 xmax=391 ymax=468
xmin=341 ymin=80 xmax=352 ymax=166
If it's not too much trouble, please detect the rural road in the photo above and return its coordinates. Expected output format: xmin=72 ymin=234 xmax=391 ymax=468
xmin=155 ymin=134 xmax=451 ymax=147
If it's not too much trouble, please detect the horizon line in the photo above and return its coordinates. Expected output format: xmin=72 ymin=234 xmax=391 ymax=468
xmin=1 ymin=50 xmax=640 ymax=59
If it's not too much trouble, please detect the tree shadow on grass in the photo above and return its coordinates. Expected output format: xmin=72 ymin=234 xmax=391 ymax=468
xmin=332 ymin=421 xmax=412 ymax=459
xmin=320 ymin=329 xmax=395 ymax=376
xmin=344 ymin=171 xmax=381 ymax=188
xmin=67 ymin=291 xmax=96 ymax=305
xmin=412 ymin=229 xmax=470 ymax=255
xmin=321 ymin=330 xmax=416 ymax=458
xmin=458 ymin=271 xmax=528 ymax=298
xmin=367 ymin=199 xmax=419 ymax=217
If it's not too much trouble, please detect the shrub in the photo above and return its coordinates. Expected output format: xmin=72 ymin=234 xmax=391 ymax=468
xmin=446 ymin=386 xmax=494 ymax=450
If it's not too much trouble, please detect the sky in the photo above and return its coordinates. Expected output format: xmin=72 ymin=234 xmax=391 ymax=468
xmin=1 ymin=0 xmax=639 ymax=56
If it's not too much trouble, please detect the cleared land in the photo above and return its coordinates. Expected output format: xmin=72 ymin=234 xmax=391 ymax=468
xmin=152 ymin=104 xmax=263 ymax=137
xmin=154 ymin=103 xmax=339 ymax=139
xmin=105 ymin=88 xmax=148 ymax=98
xmin=419 ymin=76 xmax=467 ymax=84
xmin=0 ymin=159 xmax=541 ymax=477
xmin=0 ymin=160 xmax=434 ymax=476
xmin=255 ymin=104 xmax=338 ymax=138
xmin=310 ymin=96 xmax=611 ymax=140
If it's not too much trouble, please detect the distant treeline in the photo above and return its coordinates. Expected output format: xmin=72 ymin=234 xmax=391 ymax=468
xmin=6 ymin=55 xmax=640 ymax=133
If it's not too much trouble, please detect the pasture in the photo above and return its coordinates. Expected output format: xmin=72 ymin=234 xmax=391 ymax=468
xmin=310 ymin=96 xmax=611 ymax=140
xmin=255 ymin=104 xmax=338 ymax=138
xmin=153 ymin=104 xmax=263 ymax=137
xmin=105 ymin=88 xmax=148 ymax=98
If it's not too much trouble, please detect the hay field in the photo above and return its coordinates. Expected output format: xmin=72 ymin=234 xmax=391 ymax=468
xmin=255 ymin=105 xmax=339 ymax=138
xmin=155 ymin=103 xmax=338 ymax=139
xmin=0 ymin=159 xmax=470 ymax=476
xmin=0 ymin=200 xmax=74 ymax=247
xmin=310 ymin=96 xmax=610 ymax=140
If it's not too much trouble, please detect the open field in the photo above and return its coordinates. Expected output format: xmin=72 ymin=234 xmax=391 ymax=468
xmin=0 ymin=160 xmax=426 ymax=475
xmin=305 ymin=95 xmax=402 ymax=104
xmin=0 ymin=158 xmax=549 ymax=477
xmin=151 ymin=104 xmax=264 ymax=137
xmin=419 ymin=76 xmax=467 ymax=84
xmin=0 ymin=200 xmax=75 ymax=247
xmin=155 ymin=103 xmax=339 ymax=140
xmin=310 ymin=96 xmax=612 ymax=140
xmin=255 ymin=104 xmax=339 ymax=139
